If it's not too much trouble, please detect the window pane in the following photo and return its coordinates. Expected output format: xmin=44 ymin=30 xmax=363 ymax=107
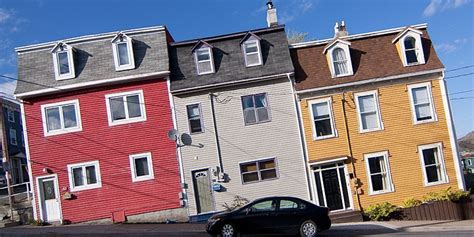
xmin=371 ymin=174 xmax=384 ymax=191
xmin=358 ymin=95 xmax=376 ymax=113
xmin=46 ymin=107 xmax=61 ymax=131
xmin=339 ymin=167 xmax=351 ymax=208
xmin=246 ymin=54 xmax=260 ymax=65
xmin=368 ymin=156 xmax=383 ymax=173
xmin=314 ymin=172 xmax=325 ymax=206
xmin=62 ymin=104 xmax=77 ymax=129
xmin=406 ymin=50 xmax=418 ymax=64
xmin=332 ymin=48 xmax=348 ymax=75
xmin=197 ymin=49 xmax=210 ymax=61
xmin=73 ymin=167 xmax=84 ymax=187
xmin=110 ymin=97 xmax=126 ymax=121
xmin=244 ymin=110 xmax=257 ymax=124
xmin=256 ymin=108 xmax=269 ymax=122
xmin=241 ymin=163 xmax=257 ymax=172
xmin=189 ymin=120 xmax=202 ymax=133
xmin=260 ymin=169 xmax=277 ymax=180
xmin=134 ymin=157 xmax=150 ymax=177
xmin=412 ymin=87 xmax=429 ymax=104
xmin=42 ymin=180 xmax=56 ymax=200
xmin=361 ymin=111 xmax=378 ymax=130
xmin=426 ymin=166 xmax=440 ymax=183
xmin=423 ymin=148 xmax=437 ymax=165
xmin=198 ymin=61 xmax=212 ymax=74
xmin=404 ymin=37 xmax=416 ymax=49
xmin=242 ymin=96 xmax=254 ymax=109
xmin=117 ymin=43 xmax=130 ymax=66
xmin=245 ymin=42 xmax=258 ymax=53
xmin=404 ymin=37 xmax=418 ymax=64
xmin=312 ymin=102 xmax=329 ymax=118
xmin=126 ymin=95 xmax=142 ymax=118
xmin=255 ymin=94 xmax=267 ymax=108
xmin=415 ymin=104 xmax=432 ymax=121
xmin=259 ymin=160 xmax=275 ymax=169
xmin=242 ymin=172 xmax=259 ymax=183
xmin=58 ymin=52 xmax=70 ymax=75
xmin=250 ymin=200 xmax=275 ymax=212
xmin=187 ymin=104 xmax=200 ymax=118
xmin=280 ymin=200 xmax=298 ymax=210
xmin=85 ymin=166 xmax=97 ymax=184
xmin=315 ymin=119 xmax=332 ymax=137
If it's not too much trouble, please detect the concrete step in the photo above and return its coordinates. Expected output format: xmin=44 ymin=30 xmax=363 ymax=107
xmin=330 ymin=210 xmax=363 ymax=223
xmin=0 ymin=220 xmax=20 ymax=228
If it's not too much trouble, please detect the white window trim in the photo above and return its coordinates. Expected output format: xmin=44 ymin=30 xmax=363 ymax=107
xmin=40 ymin=99 xmax=83 ymax=137
xmin=9 ymin=128 xmax=17 ymax=146
xmin=67 ymin=160 xmax=102 ymax=192
xmin=52 ymin=46 xmax=75 ymax=80
xmin=129 ymin=152 xmax=155 ymax=182
xmin=105 ymin=90 xmax=147 ymax=126
xmin=418 ymin=143 xmax=449 ymax=187
xmin=7 ymin=109 xmax=14 ymax=122
xmin=308 ymin=97 xmax=337 ymax=140
xmin=112 ymin=35 xmax=135 ymax=71
xmin=186 ymin=102 xmax=205 ymax=134
xmin=241 ymin=93 xmax=271 ymax=126
xmin=242 ymin=39 xmax=262 ymax=67
xmin=327 ymin=44 xmax=354 ymax=78
xmin=239 ymin=157 xmax=279 ymax=185
xmin=194 ymin=47 xmax=215 ymax=75
xmin=364 ymin=151 xmax=394 ymax=195
xmin=354 ymin=90 xmax=384 ymax=133
xmin=400 ymin=32 xmax=425 ymax=67
xmin=407 ymin=82 xmax=437 ymax=125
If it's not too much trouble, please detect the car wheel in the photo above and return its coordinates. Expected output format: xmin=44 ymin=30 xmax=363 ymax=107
xmin=299 ymin=220 xmax=318 ymax=237
xmin=220 ymin=223 xmax=236 ymax=237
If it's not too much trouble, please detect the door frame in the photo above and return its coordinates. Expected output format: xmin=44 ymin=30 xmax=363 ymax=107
xmin=36 ymin=174 xmax=63 ymax=223
xmin=190 ymin=167 xmax=216 ymax=214
xmin=308 ymin=159 xmax=354 ymax=212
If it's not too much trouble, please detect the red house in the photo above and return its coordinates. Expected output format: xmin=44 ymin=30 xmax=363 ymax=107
xmin=14 ymin=26 xmax=186 ymax=224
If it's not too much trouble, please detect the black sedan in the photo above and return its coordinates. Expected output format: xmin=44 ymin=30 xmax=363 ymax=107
xmin=206 ymin=196 xmax=331 ymax=237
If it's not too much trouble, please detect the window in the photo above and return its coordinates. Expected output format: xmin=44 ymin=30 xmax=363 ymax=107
xmin=355 ymin=91 xmax=383 ymax=133
xmin=129 ymin=152 xmax=154 ymax=182
xmin=324 ymin=39 xmax=353 ymax=78
xmin=105 ymin=90 xmax=146 ymax=126
xmin=240 ymin=158 xmax=278 ymax=184
xmin=112 ymin=33 xmax=135 ymax=71
xmin=332 ymin=48 xmax=348 ymax=76
xmin=9 ymin=129 xmax=17 ymax=145
xmin=186 ymin=103 xmax=204 ymax=134
xmin=67 ymin=161 xmax=101 ymax=192
xmin=393 ymin=28 xmax=425 ymax=67
xmin=248 ymin=199 xmax=277 ymax=213
xmin=241 ymin=93 xmax=270 ymax=125
xmin=364 ymin=151 xmax=393 ymax=195
xmin=279 ymin=199 xmax=306 ymax=210
xmin=195 ymin=47 xmax=214 ymax=75
xmin=7 ymin=109 xmax=14 ymax=122
xmin=419 ymin=143 xmax=448 ymax=186
xmin=52 ymin=42 xmax=75 ymax=80
xmin=41 ymin=99 xmax=82 ymax=136
xmin=243 ymin=40 xmax=262 ymax=67
xmin=404 ymin=37 xmax=418 ymax=64
xmin=408 ymin=82 xmax=436 ymax=124
xmin=467 ymin=160 xmax=473 ymax=166
xmin=309 ymin=98 xmax=336 ymax=140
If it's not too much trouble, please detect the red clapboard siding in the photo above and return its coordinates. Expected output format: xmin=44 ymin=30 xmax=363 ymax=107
xmin=24 ymin=79 xmax=181 ymax=223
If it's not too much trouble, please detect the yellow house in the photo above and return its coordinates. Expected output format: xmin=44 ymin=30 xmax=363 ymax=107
xmin=289 ymin=23 xmax=465 ymax=212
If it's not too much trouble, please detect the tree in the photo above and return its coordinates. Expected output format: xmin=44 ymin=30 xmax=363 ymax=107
xmin=287 ymin=30 xmax=309 ymax=44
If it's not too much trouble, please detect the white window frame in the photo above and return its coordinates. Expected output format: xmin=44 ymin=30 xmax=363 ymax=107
xmin=40 ymin=99 xmax=82 ymax=137
xmin=326 ymin=42 xmax=354 ymax=78
xmin=242 ymin=39 xmax=262 ymax=67
xmin=67 ymin=160 xmax=102 ymax=192
xmin=418 ymin=143 xmax=448 ymax=186
xmin=129 ymin=152 xmax=155 ymax=182
xmin=186 ymin=103 xmax=205 ymax=134
xmin=354 ymin=90 xmax=384 ymax=133
xmin=407 ymin=82 xmax=437 ymax=124
xmin=308 ymin=97 xmax=337 ymax=140
xmin=364 ymin=151 xmax=394 ymax=195
xmin=239 ymin=157 xmax=279 ymax=185
xmin=105 ymin=90 xmax=147 ymax=126
xmin=52 ymin=45 xmax=75 ymax=80
xmin=7 ymin=109 xmax=14 ymax=122
xmin=9 ymin=128 xmax=17 ymax=146
xmin=241 ymin=93 xmax=271 ymax=126
xmin=112 ymin=34 xmax=135 ymax=71
xmin=400 ymin=32 xmax=425 ymax=67
xmin=194 ymin=46 xmax=215 ymax=75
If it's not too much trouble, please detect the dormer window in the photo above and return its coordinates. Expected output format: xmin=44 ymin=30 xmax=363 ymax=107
xmin=51 ymin=42 xmax=75 ymax=80
xmin=240 ymin=32 xmax=263 ymax=67
xmin=392 ymin=27 xmax=425 ymax=67
xmin=111 ymin=32 xmax=135 ymax=71
xmin=323 ymin=39 xmax=353 ymax=78
xmin=192 ymin=41 xmax=215 ymax=75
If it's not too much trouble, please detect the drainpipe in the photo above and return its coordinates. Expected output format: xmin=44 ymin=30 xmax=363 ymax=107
xmin=209 ymin=93 xmax=225 ymax=180
xmin=341 ymin=92 xmax=363 ymax=211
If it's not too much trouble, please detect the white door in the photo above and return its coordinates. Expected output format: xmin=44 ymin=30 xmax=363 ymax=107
xmin=38 ymin=177 xmax=61 ymax=222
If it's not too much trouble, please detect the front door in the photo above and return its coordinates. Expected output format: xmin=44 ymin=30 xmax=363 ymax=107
xmin=313 ymin=162 xmax=351 ymax=211
xmin=38 ymin=176 xmax=61 ymax=222
xmin=192 ymin=169 xmax=214 ymax=213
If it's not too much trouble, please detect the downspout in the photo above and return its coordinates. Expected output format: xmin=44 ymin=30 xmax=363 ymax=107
xmin=341 ymin=92 xmax=363 ymax=211
xmin=209 ymin=93 xmax=225 ymax=180
xmin=287 ymin=73 xmax=313 ymax=201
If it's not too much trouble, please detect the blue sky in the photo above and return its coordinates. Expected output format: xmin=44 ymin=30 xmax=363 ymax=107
xmin=0 ymin=0 xmax=472 ymax=137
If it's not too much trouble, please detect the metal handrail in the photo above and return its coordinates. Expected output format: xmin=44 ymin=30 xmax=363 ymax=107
xmin=0 ymin=182 xmax=32 ymax=202
xmin=0 ymin=181 xmax=30 ymax=190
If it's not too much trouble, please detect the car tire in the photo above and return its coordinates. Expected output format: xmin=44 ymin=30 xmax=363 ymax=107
xmin=299 ymin=220 xmax=318 ymax=237
xmin=220 ymin=223 xmax=237 ymax=237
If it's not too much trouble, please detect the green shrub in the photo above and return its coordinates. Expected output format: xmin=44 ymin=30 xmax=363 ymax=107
xmin=222 ymin=195 xmax=249 ymax=211
xmin=422 ymin=187 xmax=470 ymax=202
xmin=364 ymin=202 xmax=399 ymax=221
xmin=28 ymin=219 xmax=46 ymax=226
xmin=402 ymin=197 xmax=422 ymax=208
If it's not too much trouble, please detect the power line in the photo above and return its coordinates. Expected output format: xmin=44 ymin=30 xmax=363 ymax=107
xmin=445 ymin=72 xmax=474 ymax=80
xmin=445 ymin=65 xmax=474 ymax=73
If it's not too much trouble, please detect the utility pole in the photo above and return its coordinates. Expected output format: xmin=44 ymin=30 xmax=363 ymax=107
xmin=0 ymin=100 xmax=14 ymax=221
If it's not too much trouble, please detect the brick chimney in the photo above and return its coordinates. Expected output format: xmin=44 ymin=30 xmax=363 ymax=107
xmin=266 ymin=0 xmax=278 ymax=27
xmin=334 ymin=21 xmax=349 ymax=38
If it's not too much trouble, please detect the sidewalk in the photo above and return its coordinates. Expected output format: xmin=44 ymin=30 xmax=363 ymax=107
xmin=378 ymin=220 xmax=474 ymax=232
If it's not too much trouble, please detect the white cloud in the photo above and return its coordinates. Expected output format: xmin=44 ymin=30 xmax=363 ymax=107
xmin=0 ymin=8 xmax=11 ymax=23
xmin=435 ymin=37 xmax=472 ymax=54
xmin=423 ymin=0 xmax=471 ymax=17
xmin=279 ymin=0 xmax=317 ymax=24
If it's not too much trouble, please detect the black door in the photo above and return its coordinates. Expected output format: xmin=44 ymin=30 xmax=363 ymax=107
xmin=322 ymin=169 xmax=343 ymax=210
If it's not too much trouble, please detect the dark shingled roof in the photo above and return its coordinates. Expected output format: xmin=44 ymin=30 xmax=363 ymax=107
xmin=169 ymin=26 xmax=294 ymax=93
xmin=290 ymin=29 xmax=444 ymax=91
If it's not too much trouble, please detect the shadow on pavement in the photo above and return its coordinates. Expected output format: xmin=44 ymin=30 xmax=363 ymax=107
xmin=319 ymin=223 xmax=398 ymax=236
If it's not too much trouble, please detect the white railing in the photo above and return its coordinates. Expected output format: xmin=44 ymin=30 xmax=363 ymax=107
xmin=0 ymin=182 xmax=32 ymax=202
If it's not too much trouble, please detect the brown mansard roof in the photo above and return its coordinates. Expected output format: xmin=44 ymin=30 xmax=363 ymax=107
xmin=290 ymin=27 xmax=444 ymax=91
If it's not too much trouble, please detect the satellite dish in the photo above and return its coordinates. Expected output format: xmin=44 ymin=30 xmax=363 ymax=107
xmin=181 ymin=133 xmax=193 ymax=146
xmin=167 ymin=129 xmax=179 ymax=141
